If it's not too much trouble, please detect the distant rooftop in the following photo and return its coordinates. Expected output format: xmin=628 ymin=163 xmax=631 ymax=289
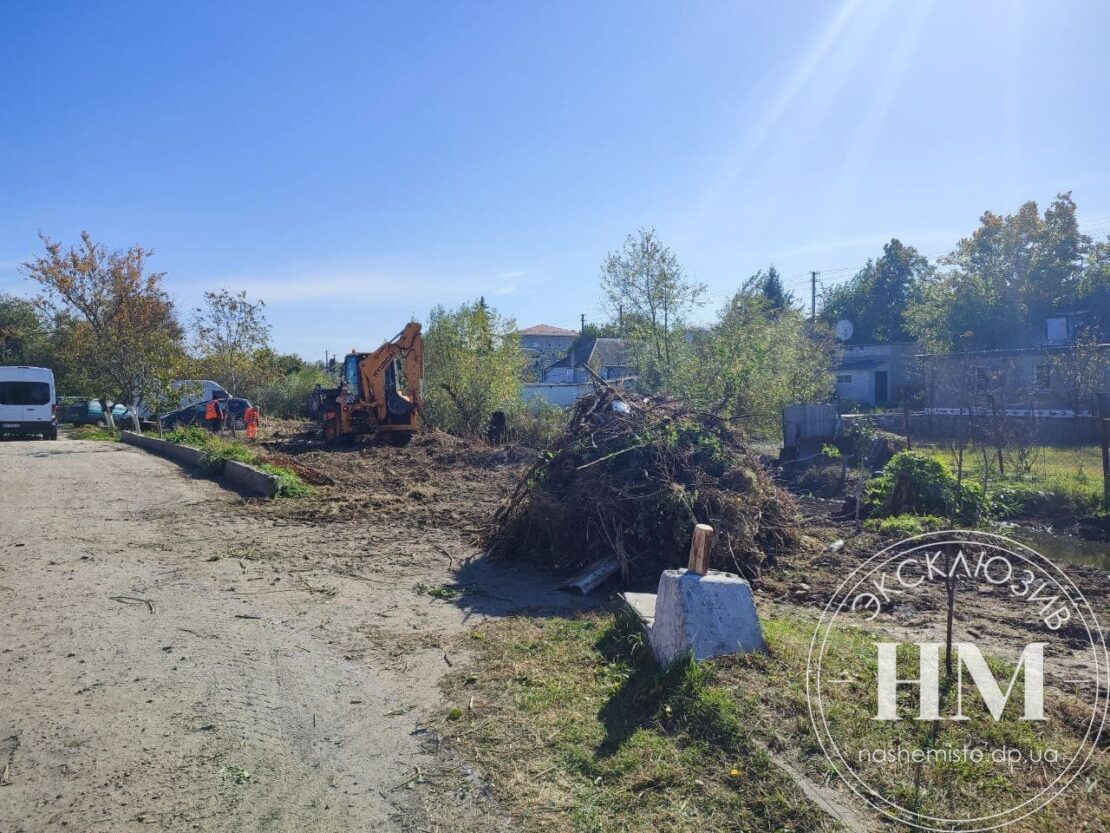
xmin=519 ymin=323 xmax=578 ymax=337
xmin=549 ymin=337 xmax=631 ymax=370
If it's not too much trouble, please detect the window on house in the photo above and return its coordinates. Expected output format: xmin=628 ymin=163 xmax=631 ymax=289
xmin=974 ymin=367 xmax=989 ymax=393
xmin=836 ymin=374 xmax=852 ymax=384
xmin=1034 ymin=363 xmax=1051 ymax=392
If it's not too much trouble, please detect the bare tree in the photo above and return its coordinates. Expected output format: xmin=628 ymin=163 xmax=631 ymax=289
xmin=1053 ymin=329 xmax=1109 ymax=439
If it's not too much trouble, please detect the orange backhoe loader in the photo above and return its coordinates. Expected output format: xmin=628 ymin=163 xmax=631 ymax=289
xmin=308 ymin=322 xmax=424 ymax=445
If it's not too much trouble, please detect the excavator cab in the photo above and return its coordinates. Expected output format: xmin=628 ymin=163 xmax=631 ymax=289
xmin=312 ymin=322 xmax=424 ymax=446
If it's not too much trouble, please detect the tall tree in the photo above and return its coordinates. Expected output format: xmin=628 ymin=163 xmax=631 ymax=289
xmin=191 ymin=289 xmax=275 ymax=400
xmin=673 ymin=288 xmax=836 ymax=436
xmin=23 ymin=232 xmax=184 ymax=430
xmin=819 ymin=238 xmax=930 ymax=343
xmin=600 ymin=228 xmax=705 ymax=389
xmin=423 ymin=299 xmax=525 ymax=436
xmin=756 ymin=265 xmax=793 ymax=311
xmin=907 ymin=194 xmax=1093 ymax=350
xmin=0 ymin=294 xmax=48 ymax=364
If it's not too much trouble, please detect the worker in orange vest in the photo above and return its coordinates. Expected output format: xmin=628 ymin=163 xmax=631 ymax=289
xmin=245 ymin=406 xmax=259 ymax=441
xmin=204 ymin=396 xmax=222 ymax=432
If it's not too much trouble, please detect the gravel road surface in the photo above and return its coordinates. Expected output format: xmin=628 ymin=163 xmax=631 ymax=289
xmin=0 ymin=437 xmax=545 ymax=832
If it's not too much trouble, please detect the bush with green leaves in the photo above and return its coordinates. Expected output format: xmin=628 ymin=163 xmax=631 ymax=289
xmin=254 ymin=365 xmax=333 ymax=419
xmin=864 ymin=514 xmax=947 ymax=537
xmin=989 ymin=482 xmax=1102 ymax=521
xmin=866 ymin=451 xmax=981 ymax=522
xmin=507 ymin=400 xmax=569 ymax=448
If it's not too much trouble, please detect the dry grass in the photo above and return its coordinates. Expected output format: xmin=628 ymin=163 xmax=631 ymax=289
xmin=434 ymin=605 xmax=1110 ymax=832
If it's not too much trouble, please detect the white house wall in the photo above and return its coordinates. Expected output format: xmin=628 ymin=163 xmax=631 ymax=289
xmin=523 ymin=382 xmax=592 ymax=407
xmin=836 ymin=372 xmax=872 ymax=403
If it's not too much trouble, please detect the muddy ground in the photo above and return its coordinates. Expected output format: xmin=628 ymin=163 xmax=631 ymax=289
xmin=252 ymin=420 xmax=1109 ymax=737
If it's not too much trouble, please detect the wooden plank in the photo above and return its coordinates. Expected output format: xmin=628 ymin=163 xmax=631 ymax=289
xmin=557 ymin=556 xmax=619 ymax=594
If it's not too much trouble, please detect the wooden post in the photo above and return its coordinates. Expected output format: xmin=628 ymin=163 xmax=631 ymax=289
xmin=687 ymin=524 xmax=714 ymax=576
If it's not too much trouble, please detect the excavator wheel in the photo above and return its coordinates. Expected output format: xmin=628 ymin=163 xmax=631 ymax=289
xmin=384 ymin=431 xmax=413 ymax=447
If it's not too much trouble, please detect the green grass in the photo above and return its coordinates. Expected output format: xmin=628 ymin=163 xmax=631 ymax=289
xmin=437 ymin=612 xmax=830 ymax=833
xmin=163 ymin=426 xmax=310 ymax=497
xmin=863 ymin=513 xmax=946 ymax=536
xmin=67 ymin=425 xmax=120 ymax=442
xmin=918 ymin=443 xmax=1105 ymax=519
xmin=438 ymin=607 xmax=1109 ymax=832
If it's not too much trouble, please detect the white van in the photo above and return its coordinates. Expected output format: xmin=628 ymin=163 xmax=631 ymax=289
xmin=135 ymin=379 xmax=229 ymax=418
xmin=0 ymin=366 xmax=58 ymax=440
xmin=172 ymin=379 xmax=229 ymax=409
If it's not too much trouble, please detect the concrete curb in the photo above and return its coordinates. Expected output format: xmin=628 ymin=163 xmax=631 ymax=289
xmin=121 ymin=431 xmax=206 ymax=467
xmin=223 ymin=459 xmax=280 ymax=497
xmin=120 ymin=431 xmax=279 ymax=497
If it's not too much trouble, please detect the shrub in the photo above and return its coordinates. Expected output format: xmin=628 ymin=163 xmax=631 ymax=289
xmin=795 ymin=463 xmax=844 ymax=497
xmin=507 ymin=400 xmax=569 ymax=448
xmin=989 ymin=482 xmax=1102 ymax=521
xmin=254 ymin=366 xmax=333 ymax=419
xmin=866 ymin=451 xmax=980 ymax=522
xmin=164 ymin=425 xmax=209 ymax=447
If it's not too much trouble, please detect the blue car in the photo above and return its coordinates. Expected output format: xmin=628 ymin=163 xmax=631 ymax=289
xmin=63 ymin=398 xmax=106 ymax=426
xmin=160 ymin=397 xmax=252 ymax=430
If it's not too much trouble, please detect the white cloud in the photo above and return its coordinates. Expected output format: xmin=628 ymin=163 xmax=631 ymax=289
xmin=496 ymin=270 xmax=532 ymax=279
xmin=491 ymin=285 xmax=518 ymax=296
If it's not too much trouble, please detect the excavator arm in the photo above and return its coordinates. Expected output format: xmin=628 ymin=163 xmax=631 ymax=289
xmin=315 ymin=321 xmax=423 ymax=445
xmin=356 ymin=321 xmax=424 ymax=423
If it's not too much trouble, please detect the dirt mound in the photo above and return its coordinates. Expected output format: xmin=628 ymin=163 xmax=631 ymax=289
xmin=484 ymin=389 xmax=799 ymax=584
xmin=253 ymin=421 xmax=536 ymax=533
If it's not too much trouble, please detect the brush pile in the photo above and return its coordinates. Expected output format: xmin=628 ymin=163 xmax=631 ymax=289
xmin=484 ymin=388 xmax=799 ymax=584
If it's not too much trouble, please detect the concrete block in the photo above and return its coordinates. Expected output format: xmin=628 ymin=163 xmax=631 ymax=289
xmin=122 ymin=432 xmax=278 ymax=496
xmin=648 ymin=569 xmax=764 ymax=666
xmin=223 ymin=460 xmax=279 ymax=497
xmin=620 ymin=592 xmax=657 ymax=632
xmin=121 ymin=431 xmax=205 ymax=467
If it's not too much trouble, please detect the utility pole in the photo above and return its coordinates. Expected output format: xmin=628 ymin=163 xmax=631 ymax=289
xmin=580 ymin=312 xmax=586 ymax=332
xmin=811 ymin=271 xmax=818 ymax=324
xmin=618 ymin=304 xmax=624 ymax=336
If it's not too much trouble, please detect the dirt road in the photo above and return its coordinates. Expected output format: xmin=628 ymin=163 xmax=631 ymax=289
xmin=0 ymin=437 xmax=562 ymax=832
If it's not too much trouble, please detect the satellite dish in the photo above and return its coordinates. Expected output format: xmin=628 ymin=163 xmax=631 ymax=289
xmin=835 ymin=320 xmax=854 ymax=341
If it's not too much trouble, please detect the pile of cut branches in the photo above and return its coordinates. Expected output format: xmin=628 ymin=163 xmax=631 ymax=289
xmin=484 ymin=388 xmax=799 ymax=585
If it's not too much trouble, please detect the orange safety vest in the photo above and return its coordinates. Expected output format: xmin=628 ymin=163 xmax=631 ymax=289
xmin=245 ymin=408 xmax=258 ymax=439
xmin=205 ymin=400 xmax=219 ymax=420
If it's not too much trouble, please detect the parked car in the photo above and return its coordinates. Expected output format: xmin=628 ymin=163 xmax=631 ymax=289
xmin=160 ymin=397 xmax=252 ymax=430
xmin=134 ymin=379 xmax=229 ymax=419
xmin=110 ymin=403 xmax=139 ymax=427
xmin=62 ymin=398 xmax=106 ymax=426
xmin=0 ymin=365 xmax=58 ymax=440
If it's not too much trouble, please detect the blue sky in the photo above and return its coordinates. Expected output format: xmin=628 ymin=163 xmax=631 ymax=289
xmin=2 ymin=1 xmax=1109 ymax=359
